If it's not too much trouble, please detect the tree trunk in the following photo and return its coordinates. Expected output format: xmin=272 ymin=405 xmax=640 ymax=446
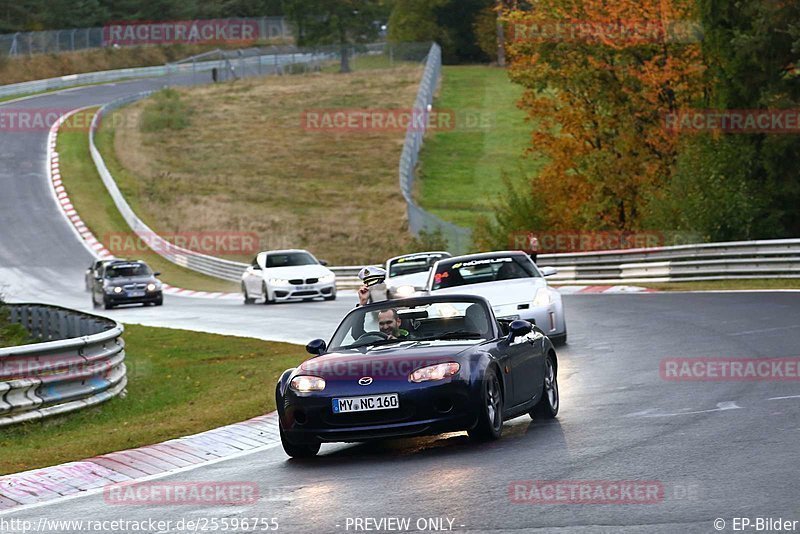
xmin=496 ymin=0 xmax=506 ymax=67
xmin=340 ymin=45 xmax=351 ymax=73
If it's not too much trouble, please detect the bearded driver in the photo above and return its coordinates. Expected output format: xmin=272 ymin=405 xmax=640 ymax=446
xmin=377 ymin=308 xmax=409 ymax=339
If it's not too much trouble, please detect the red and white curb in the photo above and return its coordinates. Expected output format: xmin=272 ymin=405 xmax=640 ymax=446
xmin=47 ymin=109 xmax=239 ymax=301
xmin=0 ymin=412 xmax=280 ymax=513
xmin=555 ymin=285 xmax=657 ymax=294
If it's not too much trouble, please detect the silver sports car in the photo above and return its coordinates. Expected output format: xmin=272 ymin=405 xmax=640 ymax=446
xmin=425 ymin=251 xmax=567 ymax=344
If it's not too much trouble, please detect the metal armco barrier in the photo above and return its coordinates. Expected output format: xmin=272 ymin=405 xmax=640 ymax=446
xmin=0 ymin=304 xmax=126 ymax=427
xmin=537 ymin=238 xmax=800 ymax=283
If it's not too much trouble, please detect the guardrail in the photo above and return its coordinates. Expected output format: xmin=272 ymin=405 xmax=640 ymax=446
xmin=0 ymin=50 xmax=320 ymax=101
xmin=0 ymin=304 xmax=126 ymax=427
xmin=538 ymin=238 xmax=800 ymax=283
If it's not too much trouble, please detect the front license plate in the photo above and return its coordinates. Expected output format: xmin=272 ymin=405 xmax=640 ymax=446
xmin=295 ymin=285 xmax=312 ymax=290
xmin=332 ymin=393 xmax=399 ymax=414
xmin=127 ymin=291 xmax=145 ymax=297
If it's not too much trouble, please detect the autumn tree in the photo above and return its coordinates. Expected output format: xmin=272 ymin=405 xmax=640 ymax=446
xmin=500 ymin=0 xmax=705 ymax=232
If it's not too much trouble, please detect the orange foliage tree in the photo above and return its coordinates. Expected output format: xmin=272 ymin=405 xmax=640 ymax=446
xmin=502 ymin=0 xmax=705 ymax=231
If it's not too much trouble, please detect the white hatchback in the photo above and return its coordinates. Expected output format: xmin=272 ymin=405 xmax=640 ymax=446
xmin=241 ymin=249 xmax=336 ymax=304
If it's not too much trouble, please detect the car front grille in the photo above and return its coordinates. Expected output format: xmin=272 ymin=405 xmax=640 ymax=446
xmin=293 ymin=290 xmax=317 ymax=296
xmin=306 ymin=278 xmax=319 ymax=284
xmin=123 ymin=283 xmax=147 ymax=290
xmin=289 ymin=279 xmax=304 ymax=285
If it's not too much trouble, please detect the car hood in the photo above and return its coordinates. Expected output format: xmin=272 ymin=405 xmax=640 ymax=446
xmin=298 ymin=340 xmax=477 ymax=380
xmin=262 ymin=265 xmax=333 ymax=278
xmin=431 ymin=278 xmax=547 ymax=307
xmin=386 ymin=271 xmax=429 ymax=289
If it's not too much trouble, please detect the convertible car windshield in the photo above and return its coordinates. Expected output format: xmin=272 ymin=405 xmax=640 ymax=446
xmin=431 ymin=255 xmax=540 ymax=290
xmin=329 ymin=299 xmax=493 ymax=350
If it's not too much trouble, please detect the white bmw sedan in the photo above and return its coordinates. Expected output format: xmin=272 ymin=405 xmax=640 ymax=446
xmin=241 ymin=249 xmax=336 ymax=304
xmin=425 ymin=251 xmax=567 ymax=344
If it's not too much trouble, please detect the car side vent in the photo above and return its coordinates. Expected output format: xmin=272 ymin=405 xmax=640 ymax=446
xmin=518 ymin=304 xmax=530 ymax=310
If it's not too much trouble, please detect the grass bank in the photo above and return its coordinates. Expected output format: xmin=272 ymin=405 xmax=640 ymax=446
xmin=57 ymin=109 xmax=239 ymax=292
xmin=416 ymin=66 xmax=543 ymax=228
xmin=0 ymin=324 xmax=303 ymax=475
xmin=100 ymin=64 xmax=423 ymax=265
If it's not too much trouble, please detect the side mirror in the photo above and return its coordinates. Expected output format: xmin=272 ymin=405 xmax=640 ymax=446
xmin=540 ymin=266 xmax=558 ymax=277
xmin=509 ymin=320 xmax=533 ymax=339
xmin=153 ymin=271 xmax=161 ymax=276
xmin=94 ymin=276 xmax=102 ymax=281
xmin=306 ymin=338 xmax=327 ymax=355
xmin=319 ymin=260 xmax=329 ymax=266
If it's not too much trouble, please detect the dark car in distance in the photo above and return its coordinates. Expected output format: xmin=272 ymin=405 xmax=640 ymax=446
xmin=276 ymin=295 xmax=560 ymax=458
xmin=91 ymin=259 xmax=164 ymax=309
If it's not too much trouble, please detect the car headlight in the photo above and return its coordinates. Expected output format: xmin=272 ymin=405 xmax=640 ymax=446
xmin=112 ymin=286 xmax=123 ymax=294
xmin=268 ymin=278 xmax=289 ymax=285
xmin=409 ymin=362 xmax=460 ymax=383
xmin=146 ymin=283 xmax=159 ymax=292
xmin=394 ymin=285 xmax=416 ymax=298
xmin=533 ymin=288 xmax=554 ymax=307
xmin=290 ymin=375 xmax=326 ymax=392
xmin=319 ymin=274 xmax=335 ymax=283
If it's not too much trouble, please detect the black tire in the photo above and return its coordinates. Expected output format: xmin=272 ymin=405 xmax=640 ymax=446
xmin=104 ymin=298 xmax=114 ymax=310
xmin=550 ymin=331 xmax=567 ymax=346
xmin=155 ymin=296 xmax=164 ymax=306
xmin=279 ymin=425 xmax=320 ymax=458
xmin=242 ymin=283 xmax=254 ymax=305
xmin=324 ymin=291 xmax=337 ymax=301
xmin=468 ymin=366 xmax=503 ymax=441
xmin=531 ymin=353 xmax=559 ymax=419
xmin=262 ymin=283 xmax=274 ymax=305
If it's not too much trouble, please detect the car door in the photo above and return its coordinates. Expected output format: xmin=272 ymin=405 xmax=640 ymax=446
xmin=505 ymin=327 xmax=545 ymax=407
xmin=243 ymin=256 xmax=263 ymax=294
xmin=91 ymin=264 xmax=105 ymax=304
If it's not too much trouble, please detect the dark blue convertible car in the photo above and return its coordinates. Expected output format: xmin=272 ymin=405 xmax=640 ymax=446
xmin=276 ymin=295 xmax=560 ymax=458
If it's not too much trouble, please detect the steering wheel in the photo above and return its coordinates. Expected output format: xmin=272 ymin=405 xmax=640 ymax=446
xmin=356 ymin=331 xmax=390 ymax=342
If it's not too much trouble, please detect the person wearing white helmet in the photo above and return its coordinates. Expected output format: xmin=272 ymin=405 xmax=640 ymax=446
xmin=357 ymin=266 xmax=389 ymax=306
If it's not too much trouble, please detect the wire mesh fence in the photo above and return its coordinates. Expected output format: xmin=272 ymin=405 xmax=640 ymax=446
xmin=0 ymin=17 xmax=291 ymax=57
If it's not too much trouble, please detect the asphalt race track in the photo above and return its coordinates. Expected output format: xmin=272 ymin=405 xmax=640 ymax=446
xmin=2 ymin=80 xmax=799 ymax=533
xmin=2 ymin=293 xmax=799 ymax=532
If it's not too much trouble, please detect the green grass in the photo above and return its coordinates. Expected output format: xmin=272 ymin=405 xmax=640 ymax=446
xmin=0 ymin=306 xmax=32 ymax=348
xmin=0 ymin=324 xmax=303 ymax=475
xmin=57 ymin=109 xmax=239 ymax=293
xmin=417 ymin=66 xmax=543 ymax=228
xmin=636 ymin=279 xmax=800 ymax=291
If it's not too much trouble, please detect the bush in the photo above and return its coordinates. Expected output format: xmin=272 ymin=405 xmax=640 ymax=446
xmin=472 ymin=172 xmax=547 ymax=251
xmin=139 ymin=88 xmax=192 ymax=133
xmin=643 ymin=135 xmax=773 ymax=242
